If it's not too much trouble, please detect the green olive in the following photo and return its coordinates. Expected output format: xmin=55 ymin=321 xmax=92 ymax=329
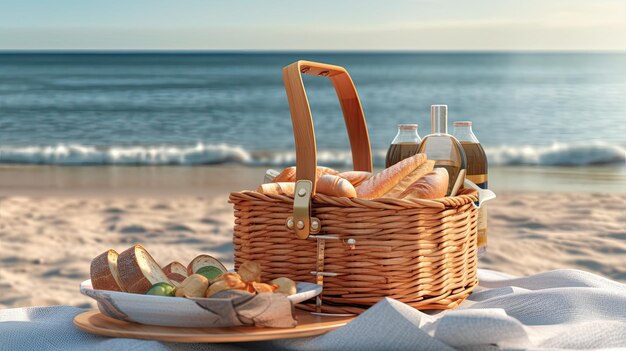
xmin=196 ymin=266 xmax=224 ymax=281
xmin=146 ymin=282 xmax=176 ymax=296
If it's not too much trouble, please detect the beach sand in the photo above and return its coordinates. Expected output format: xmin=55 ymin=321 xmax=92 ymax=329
xmin=0 ymin=165 xmax=625 ymax=309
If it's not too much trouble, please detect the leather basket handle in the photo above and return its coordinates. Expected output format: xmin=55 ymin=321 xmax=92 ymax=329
xmin=282 ymin=60 xmax=373 ymax=239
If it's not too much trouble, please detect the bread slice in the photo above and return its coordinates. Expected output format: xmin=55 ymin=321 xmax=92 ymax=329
xmin=356 ymin=153 xmax=427 ymax=199
xmin=163 ymin=261 xmax=188 ymax=284
xmin=382 ymin=160 xmax=435 ymax=198
xmin=337 ymin=171 xmax=372 ymax=187
xmin=399 ymin=168 xmax=449 ymax=200
xmin=117 ymin=245 xmax=172 ymax=294
xmin=187 ymin=254 xmax=228 ymax=276
xmin=90 ymin=249 xmax=124 ymax=292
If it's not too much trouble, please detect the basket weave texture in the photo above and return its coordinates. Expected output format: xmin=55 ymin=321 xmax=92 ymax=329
xmin=230 ymin=189 xmax=479 ymax=314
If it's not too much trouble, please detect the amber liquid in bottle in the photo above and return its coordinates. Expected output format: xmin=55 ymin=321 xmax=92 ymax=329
xmin=385 ymin=124 xmax=422 ymax=168
xmin=386 ymin=143 xmax=420 ymax=168
xmin=460 ymin=142 xmax=488 ymax=189
xmin=453 ymin=121 xmax=488 ymax=256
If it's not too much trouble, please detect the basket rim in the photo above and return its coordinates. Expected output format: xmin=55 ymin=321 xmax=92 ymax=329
xmin=229 ymin=188 xmax=478 ymax=210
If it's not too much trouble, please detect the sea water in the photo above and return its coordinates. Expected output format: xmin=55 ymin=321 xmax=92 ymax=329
xmin=0 ymin=52 xmax=625 ymax=168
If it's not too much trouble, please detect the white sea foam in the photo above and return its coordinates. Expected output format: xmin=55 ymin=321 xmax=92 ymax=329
xmin=0 ymin=141 xmax=623 ymax=167
xmin=0 ymin=143 xmax=250 ymax=165
xmin=485 ymin=142 xmax=626 ymax=166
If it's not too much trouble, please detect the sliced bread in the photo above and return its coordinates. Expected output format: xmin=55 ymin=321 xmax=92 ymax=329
xmin=187 ymin=254 xmax=227 ymax=277
xmin=163 ymin=261 xmax=188 ymax=284
xmin=117 ymin=245 xmax=171 ymax=294
xmin=90 ymin=249 xmax=124 ymax=292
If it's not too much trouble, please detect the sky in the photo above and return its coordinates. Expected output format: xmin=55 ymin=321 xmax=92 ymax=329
xmin=1 ymin=0 xmax=625 ymax=51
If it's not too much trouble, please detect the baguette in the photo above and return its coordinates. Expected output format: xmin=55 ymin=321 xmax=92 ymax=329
xmin=273 ymin=166 xmax=339 ymax=182
xmin=356 ymin=153 xmax=427 ymax=199
xmin=337 ymin=171 xmax=372 ymax=187
xmin=256 ymin=182 xmax=295 ymax=196
xmin=90 ymin=249 xmax=124 ymax=292
xmin=116 ymin=245 xmax=172 ymax=294
xmin=382 ymin=160 xmax=435 ymax=198
xmin=399 ymin=168 xmax=449 ymax=200
xmin=316 ymin=174 xmax=357 ymax=198
xmin=273 ymin=167 xmax=296 ymax=182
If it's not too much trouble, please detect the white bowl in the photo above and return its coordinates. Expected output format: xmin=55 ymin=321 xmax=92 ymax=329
xmin=80 ymin=279 xmax=322 ymax=327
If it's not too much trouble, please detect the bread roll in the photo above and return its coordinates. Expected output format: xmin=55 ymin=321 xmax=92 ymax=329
xmin=399 ymin=168 xmax=449 ymax=200
xmin=117 ymin=245 xmax=172 ymax=294
xmin=90 ymin=249 xmax=124 ymax=292
xmin=337 ymin=171 xmax=372 ymax=187
xmin=271 ymin=277 xmax=297 ymax=296
xmin=256 ymin=182 xmax=295 ymax=196
xmin=273 ymin=166 xmax=339 ymax=182
xmin=316 ymin=174 xmax=357 ymax=198
xmin=238 ymin=261 xmax=261 ymax=283
xmin=382 ymin=160 xmax=435 ymax=198
xmin=356 ymin=153 xmax=427 ymax=199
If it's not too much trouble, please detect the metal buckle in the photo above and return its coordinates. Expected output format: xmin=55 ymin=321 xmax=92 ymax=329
xmin=286 ymin=180 xmax=321 ymax=239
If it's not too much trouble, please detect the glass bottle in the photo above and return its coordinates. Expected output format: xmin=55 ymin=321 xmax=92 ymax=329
xmin=453 ymin=120 xmax=488 ymax=256
xmin=416 ymin=105 xmax=466 ymax=195
xmin=385 ymin=124 xmax=422 ymax=168
xmin=453 ymin=121 xmax=488 ymax=189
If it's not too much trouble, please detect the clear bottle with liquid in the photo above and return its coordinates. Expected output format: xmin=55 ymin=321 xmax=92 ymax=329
xmin=416 ymin=105 xmax=466 ymax=195
xmin=385 ymin=124 xmax=422 ymax=168
xmin=453 ymin=120 xmax=488 ymax=256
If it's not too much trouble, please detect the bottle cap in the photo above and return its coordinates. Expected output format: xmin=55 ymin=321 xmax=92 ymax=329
xmin=398 ymin=124 xmax=418 ymax=130
xmin=431 ymin=105 xmax=448 ymax=133
xmin=453 ymin=121 xmax=472 ymax=127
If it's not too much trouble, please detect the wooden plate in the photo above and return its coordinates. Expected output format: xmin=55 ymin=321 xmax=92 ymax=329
xmin=74 ymin=309 xmax=354 ymax=343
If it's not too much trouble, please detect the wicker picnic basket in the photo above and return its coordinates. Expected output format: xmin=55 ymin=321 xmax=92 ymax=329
xmin=229 ymin=60 xmax=479 ymax=314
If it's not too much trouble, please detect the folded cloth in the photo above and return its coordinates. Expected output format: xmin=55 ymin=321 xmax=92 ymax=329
xmin=1 ymin=269 xmax=625 ymax=351
xmin=193 ymin=290 xmax=297 ymax=328
xmin=91 ymin=287 xmax=297 ymax=328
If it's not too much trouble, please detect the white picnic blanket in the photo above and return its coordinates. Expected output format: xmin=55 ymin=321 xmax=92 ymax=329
xmin=1 ymin=269 xmax=625 ymax=351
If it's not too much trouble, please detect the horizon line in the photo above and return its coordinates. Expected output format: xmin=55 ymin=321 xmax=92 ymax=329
xmin=1 ymin=49 xmax=626 ymax=55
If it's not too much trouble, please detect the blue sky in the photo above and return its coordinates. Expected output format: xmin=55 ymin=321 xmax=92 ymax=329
xmin=1 ymin=0 xmax=625 ymax=50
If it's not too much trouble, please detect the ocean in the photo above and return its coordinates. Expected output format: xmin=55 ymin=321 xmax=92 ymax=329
xmin=0 ymin=52 xmax=625 ymax=167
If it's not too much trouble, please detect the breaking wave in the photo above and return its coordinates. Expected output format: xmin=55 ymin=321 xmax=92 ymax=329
xmin=0 ymin=141 xmax=623 ymax=167
xmin=486 ymin=142 xmax=626 ymax=166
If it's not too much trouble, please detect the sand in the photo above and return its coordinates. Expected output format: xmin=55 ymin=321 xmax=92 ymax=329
xmin=0 ymin=166 xmax=625 ymax=309
xmin=0 ymin=195 xmax=235 ymax=309
xmin=482 ymin=192 xmax=626 ymax=280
